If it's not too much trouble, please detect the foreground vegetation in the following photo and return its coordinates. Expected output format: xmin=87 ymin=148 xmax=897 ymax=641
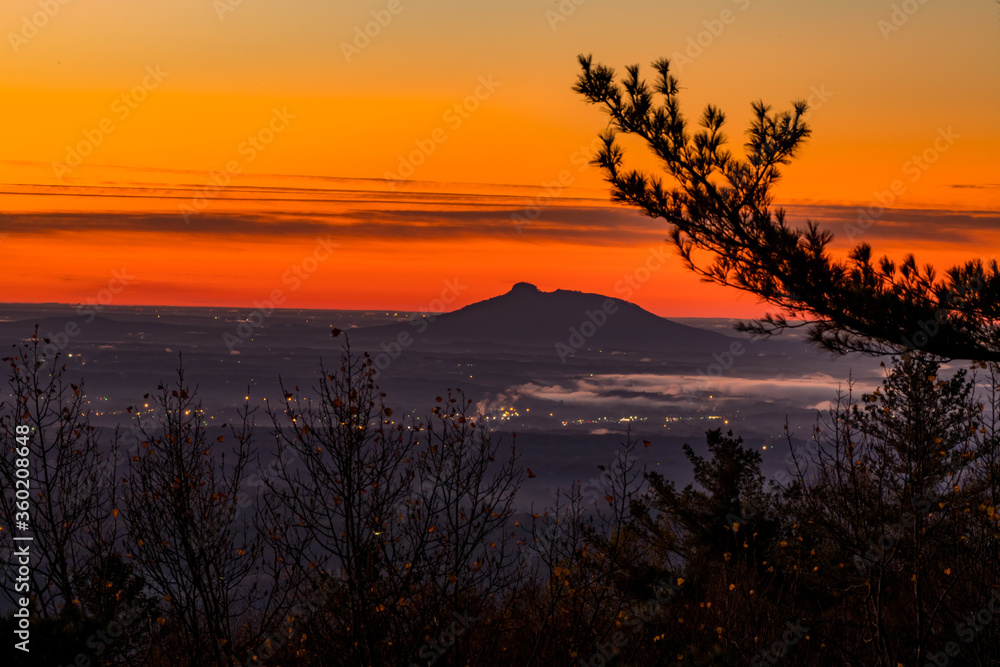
xmin=2 ymin=330 xmax=999 ymax=667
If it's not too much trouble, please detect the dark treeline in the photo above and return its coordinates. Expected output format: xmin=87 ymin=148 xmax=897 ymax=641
xmin=2 ymin=329 xmax=1000 ymax=666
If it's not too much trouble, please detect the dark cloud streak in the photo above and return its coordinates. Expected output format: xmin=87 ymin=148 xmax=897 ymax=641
xmin=1 ymin=180 xmax=996 ymax=248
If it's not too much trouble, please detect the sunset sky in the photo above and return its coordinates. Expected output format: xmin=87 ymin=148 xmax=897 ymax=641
xmin=1 ymin=0 xmax=998 ymax=316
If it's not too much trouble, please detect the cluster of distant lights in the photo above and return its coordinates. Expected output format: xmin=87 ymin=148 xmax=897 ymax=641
xmin=58 ymin=325 xmax=747 ymax=426
xmin=61 ymin=339 xmax=735 ymax=424
xmin=555 ymin=415 xmax=731 ymax=427
xmin=65 ymin=347 xmax=775 ymax=451
xmin=80 ymin=394 xmax=217 ymax=425
xmin=560 ymin=415 xmax=647 ymax=426
xmin=69 ymin=358 xmax=739 ymax=436
xmin=483 ymin=407 xmax=523 ymax=422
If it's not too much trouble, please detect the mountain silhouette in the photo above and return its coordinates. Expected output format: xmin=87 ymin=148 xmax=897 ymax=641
xmin=357 ymin=282 xmax=734 ymax=353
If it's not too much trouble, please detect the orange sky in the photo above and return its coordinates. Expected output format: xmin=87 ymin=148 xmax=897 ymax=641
xmin=1 ymin=0 xmax=997 ymax=316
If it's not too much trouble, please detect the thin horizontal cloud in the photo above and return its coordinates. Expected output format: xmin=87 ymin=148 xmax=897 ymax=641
xmin=1 ymin=180 xmax=997 ymax=248
xmin=505 ymin=372 xmax=874 ymax=411
xmin=0 ymin=181 xmax=607 ymax=206
xmin=0 ymin=212 xmax=328 ymax=238
xmin=0 ymin=206 xmax=659 ymax=245
xmin=0 ymin=160 xmax=607 ymax=197
xmin=784 ymin=204 xmax=1000 ymax=245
